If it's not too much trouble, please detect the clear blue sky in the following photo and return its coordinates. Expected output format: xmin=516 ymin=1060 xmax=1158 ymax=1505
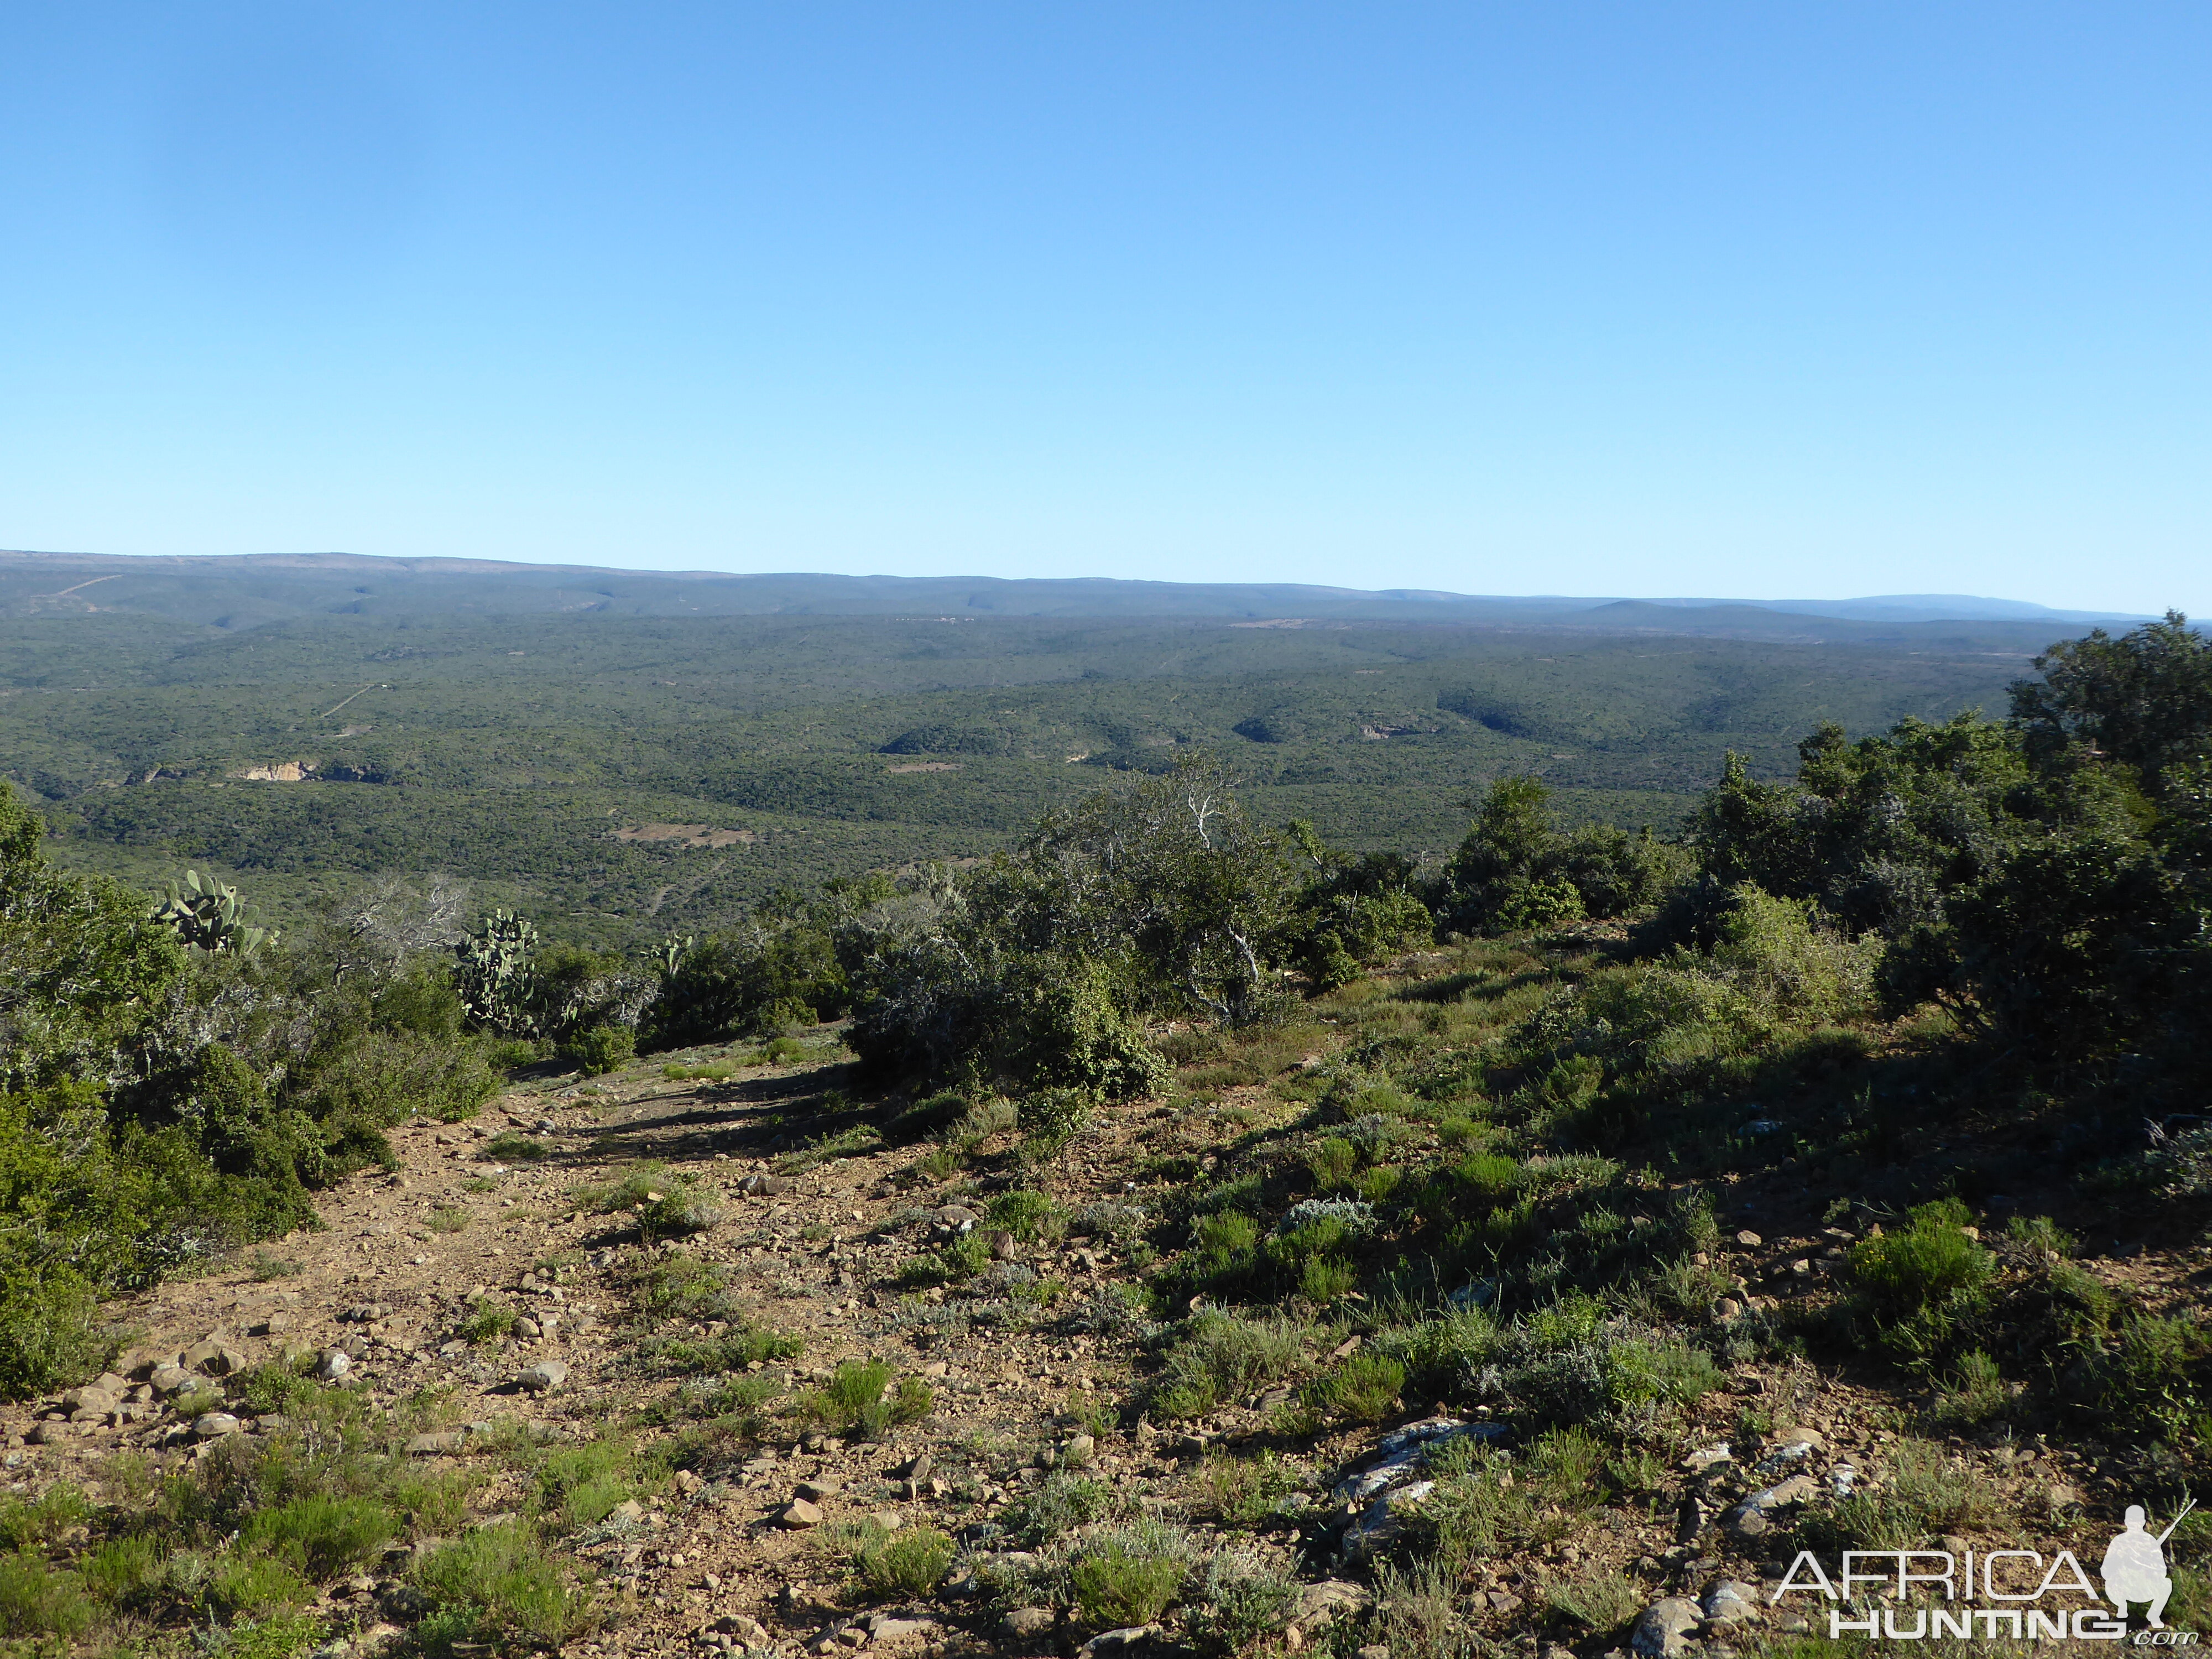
xmin=3 ymin=3 xmax=2206 ymax=613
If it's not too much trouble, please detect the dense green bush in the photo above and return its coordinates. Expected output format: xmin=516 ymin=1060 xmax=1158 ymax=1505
xmin=1443 ymin=777 xmax=1680 ymax=935
xmin=1846 ymin=1198 xmax=1995 ymax=1369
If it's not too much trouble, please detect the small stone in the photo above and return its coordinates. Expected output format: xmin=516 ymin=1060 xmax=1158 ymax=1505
xmin=1734 ymin=1230 xmax=1763 ymax=1248
xmin=1061 ymin=1433 xmax=1095 ymax=1468
xmin=1631 ymin=1597 xmax=1702 ymax=1658
xmin=796 ymin=1478 xmax=839 ymax=1501
xmin=61 ymin=1386 xmax=117 ymax=1414
xmin=1296 ymin=1581 xmax=1374 ymax=1623
xmin=610 ymin=1499 xmax=646 ymax=1524
xmin=901 ymin=1450 xmax=933 ymax=1481
xmin=867 ymin=1616 xmax=935 ymax=1644
xmin=781 ymin=1498 xmax=825 ymax=1528
xmin=316 ymin=1350 xmax=353 ymax=1382
xmin=149 ymin=1364 xmax=191 ymax=1395
xmin=1702 ymin=1580 xmax=1760 ymax=1625
xmin=869 ymin=1509 xmax=903 ymax=1531
xmin=1081 ymin=1627 xmax=1159 ymax=1658
xmin=518 ymin=1360 xmax=568 ymax=1392
xmin=192 ymin=1412 xmax=242 ymax=1439
xmin=515 ymin=1317 xmax=542 ymax=1340
xmin=1003 ymin=1608 xmax=1056 ymax=1637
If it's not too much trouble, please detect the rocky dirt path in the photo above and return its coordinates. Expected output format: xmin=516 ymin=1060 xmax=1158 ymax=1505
xmin=0 ymin=1047 xmax=1262 ymax=1657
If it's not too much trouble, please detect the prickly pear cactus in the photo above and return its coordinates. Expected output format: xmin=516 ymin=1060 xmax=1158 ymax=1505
xmin=155 ymin=869 xmax=278 ymax=957
xmin=456 ymin=909 xmax=540 ymax=1035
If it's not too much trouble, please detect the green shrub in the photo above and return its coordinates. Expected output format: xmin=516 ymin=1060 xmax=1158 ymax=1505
xmin=208 ymin=1552 xmax=312 ymax=1618
xmin=483 ymin=1132 xmax=550 ymax=1162
xmin=428 ymin=1204 xmax=471 ymax=1234
xmin=1848 ymin=1198 xmax=1994 ymax=1367
xmin=535 ymin=1440 xmax=636 ymax=1531
xmin=1072 ymin=1543 xmax=1184 ymax=1630
xmin=242 ymin=1494 xmax=397 ymax=1577
xmin=1196 ymin=1450 xmax=1304 ymax=1528
xmin=1002 ymin=1474 xmax=1111 ymax=1545
xmin=1305 ymin=1353 xmax=1404 ymax=1422
xmin=1151 ymin=1310 xmax=1308 ymax=1418
xmin=1188 ymin=1209 xmax=1260 ymax=1282
xmin=1298 ymin=1255 xmax=1358 ymax=1302
xmin=851 ymin=1525 xmax=954 ymax=1599
xmin=1306 ymin=1136 xmax=1359 ymax=1192
xmin=81 ymin=1533 xmax=165 ymax=1609
xmin=460 ymin=1300 xmax=518 ymax=1343
xmin=561 ymin=1022 xmax=635 ymax=1077
xmin=0 ymin=1550 xmax=91 ymax=1638
xmin=414 ymin=1520 xmax=595 ymax=1650
xmin=1546 ymin=1568 xmax=1641 ymax=1632
xmin=794 ymin=1360 xmax=932 ymax=1439
xmin=1186 ymin=1549 xmax=1297 ymax=1656
xmin=0 ymin=1487 xmax=90 ymax=1554
xmin=987 ymin=1190 xmax=1069 ymax=1243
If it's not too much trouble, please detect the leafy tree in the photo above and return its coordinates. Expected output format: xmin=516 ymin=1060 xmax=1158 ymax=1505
xmin=2011 ymin=611 xmax=2212 ymax=789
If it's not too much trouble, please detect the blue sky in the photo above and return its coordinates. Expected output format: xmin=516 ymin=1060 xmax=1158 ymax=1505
xmin=2 ymin=3 xmax=2206 ymax=612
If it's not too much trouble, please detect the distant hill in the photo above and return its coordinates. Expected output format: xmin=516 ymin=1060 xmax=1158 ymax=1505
xmin=0 ymin=550 xmax=2149 ymax=637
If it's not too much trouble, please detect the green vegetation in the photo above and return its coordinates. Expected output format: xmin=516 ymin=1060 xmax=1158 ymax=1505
xmin=2 ymin=592 xmax=2208 ymax=1657
xmin=792 ymin=1359 xmax=934 ymax=1439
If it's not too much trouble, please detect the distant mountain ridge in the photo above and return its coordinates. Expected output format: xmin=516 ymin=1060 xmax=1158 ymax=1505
xmin=0 ymin=549 xmax=2150 ymax=633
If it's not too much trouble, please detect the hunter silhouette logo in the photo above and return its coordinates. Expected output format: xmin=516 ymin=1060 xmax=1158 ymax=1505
xmin=1773 ymin=1498 xmax=2199 ymax=1642
xmin=2105 ymin=1501 xmax=2194 ymax=1630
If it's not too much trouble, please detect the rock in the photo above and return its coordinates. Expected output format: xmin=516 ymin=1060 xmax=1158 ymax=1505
xmin=901 ymin=1450 xmax=933 ymax=1482
xmin=1734 ymin=1230 xmax=1763 ymax=1248
xmin=1683 ymin=1443 xmax=1731 ymax=1474
xmin=185 ymin=1337 xmax=247 ymax=1376
xmin=1724 ymin=1474 xmax=1819 ymax=1539
xmin=869 ymin=1510 xmax=904 ymax=1532
xmin=781 ymin=1498 xmax=825 ymax=1528
xmin=1714 ymin=1297 xmax=1743 ymax=1319
xmin=866 ymin=1616 xmax=936 ymax=1644
xmin=610 ymin=1499 xmax=646 ymax=1524
xmin=1296 ymin=1581 xmax=1374 ymax=1624
xmin=795 ymin=1479 xmax=839 ymax=1501
xmin=192 ymin=1412 xmax=242 ymax=1438
xmin=1081 ymin=1627 xmax=1159 ymax=1658
xmin=1003 ymin=1608 xmax=1056 ymax=1637
xmin=316 ymin=1350 xmax=353 ymax=1382
xmin=24 ymin=1422 xmax=66 ymax=1445
xmin=716 ymin=1616 xmax=771 ymax=1644
xmin=1630 ymin=1597 xmax=1702 ymax=1657
xmin=1339 ymin=1480 xmax=1435 ymax=1561
xmin=149 ymin=1364 xmax=191 ymax=1395
xmin=515 ymin=1317 xmax=542 ymax=1340
xmin=1702 ymin=1580 xmax=1760 ymax=1625
xmin=61 ymin=1386 xmax=117 ymax=1414
xmin=1061 ymin=1433 xmax=1096 ymax=1468
xmin=517 ymin=1361 xmax=568 ymax=1392
xmin=984 ymin=1229 xmax=1019 ymax=1260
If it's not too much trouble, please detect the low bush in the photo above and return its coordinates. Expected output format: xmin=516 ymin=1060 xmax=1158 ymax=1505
xmin=1304 ymin=1352 xmax=1405 ymax=1422
xmin=413 ymin=1520 xmax=596 ymax=1652
xmin=1186 ymin=1548 xmax=1297 ymax=1656
xmin=1150 ymin=1311 xmax=1310 ymax=1419
xmin=1545 ymin=1568 xmax=1641 ymax=1632
xmin=1001 ymin=1474 xmax=1111 ymax=1546
xmin=1072 ymin=1542 xmax=1185 ymax=1630
xmin=851 ymin=1524 xmax=954 ymax=1599
xmin=1847 ymin=1198 xmax=1994 ymax=1368
xmin=793 ymin=1360 xmax=932 ymax=1439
